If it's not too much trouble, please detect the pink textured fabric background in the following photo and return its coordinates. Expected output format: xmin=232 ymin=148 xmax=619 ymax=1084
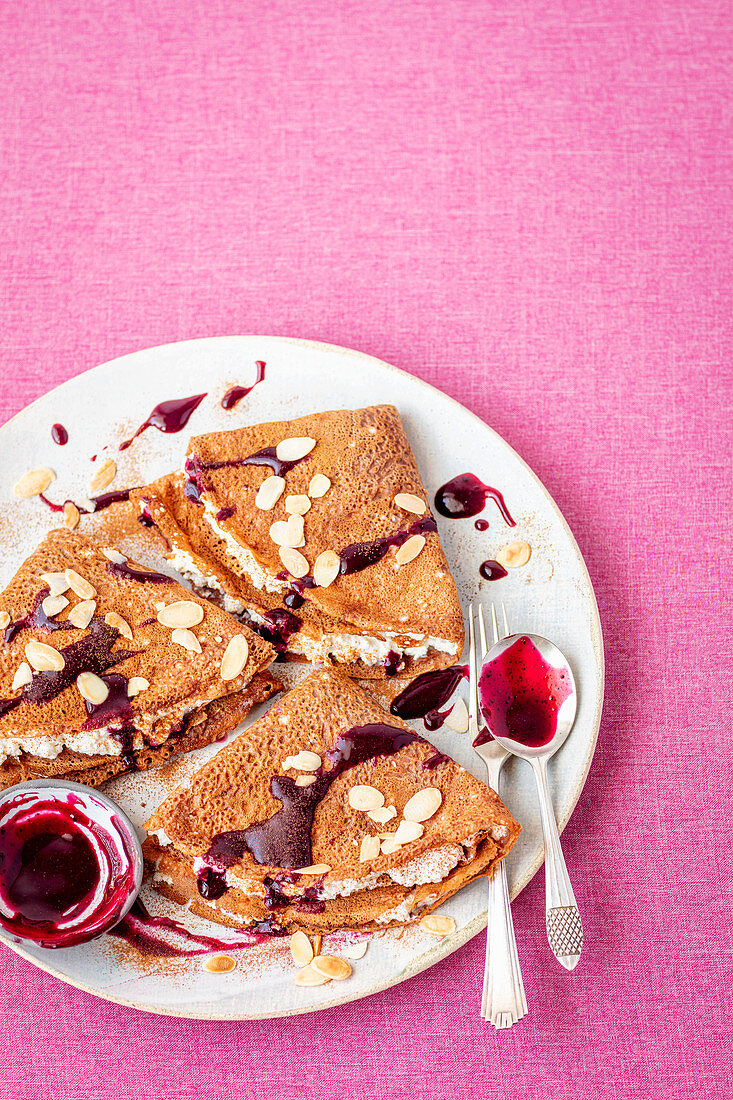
xmin=0 ymin=1 xmax=730 ymax=1097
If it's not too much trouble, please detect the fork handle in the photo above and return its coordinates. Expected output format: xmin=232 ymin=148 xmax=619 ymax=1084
xmin=482 ymin=857 xmax=527 ymax=1025
xmin=530 ymin=755 xmax=583 ymax=970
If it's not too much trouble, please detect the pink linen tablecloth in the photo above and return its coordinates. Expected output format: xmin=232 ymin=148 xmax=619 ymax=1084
xmin=0 ymin=1 xmax=730 ymax=1097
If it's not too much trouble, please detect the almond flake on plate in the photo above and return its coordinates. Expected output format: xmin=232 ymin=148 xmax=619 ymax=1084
xmin=290 ymin=931 xmax=314 ymax=968
xmin=444 ymin=697 xmax=469 ymax=733
xmin=63 ymin=502 xmax=80 ymax=530
xmin=89 ymin=458 xmax=117 ymax=493
xmin=270 ymin=514 xmax=304 ymax=548
xmin=13 ymin=468 xmax=55 ymax=499
xmin=496 ymin=540 xmax=532 ymax=568
xmin=202 ymin=955 xmax=236 ymax=974
xmin=341 ymin=942 xmax=368 ymax=960
xmin=294 ymin=963 xmax=331 ymax=987
xmin=311 ymin=956 xmax=351 ymax=981
xmin=419 ymin=914 xmax=456 ymax=937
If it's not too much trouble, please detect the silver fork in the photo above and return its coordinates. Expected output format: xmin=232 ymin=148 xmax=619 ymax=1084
xmin=468 ymin=602 xmax=527 ymax=1028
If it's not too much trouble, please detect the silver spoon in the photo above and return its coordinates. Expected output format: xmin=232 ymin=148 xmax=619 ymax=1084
xmin=478 ymin=622 xmax=583 ymax=970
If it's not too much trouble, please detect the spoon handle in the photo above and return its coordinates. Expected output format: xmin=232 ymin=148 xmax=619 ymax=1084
xmin=530 ymin=755 xmax=583 ymax=970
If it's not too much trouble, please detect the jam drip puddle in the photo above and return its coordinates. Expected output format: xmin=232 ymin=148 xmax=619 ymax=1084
xmin=479 ymin=560 xmax=508 ymax=582
xmin=390 ymin=666 xmax=468 ymax=729
xmin=338 ymin=517 xmax=437 ymax=575
xmin=434 ymin=473 xmax=515 ymax=526
xmin=110 ymin=896 xmax=285 ymax=958
xmin=185 ymin=445 xmax=309 ymax=495
xmin=221 ymin=362 xmax=266 ymax=410
xmin=106 ymin=560 xmax=172 ymax=584
xmin=199 ymin=724 xmax=420 ymax=888
xmin=476 ymin=635 xmax=572 ymax=748
xmin=51 ymin=423 xmax=68 ymax=445
xmin=39 ymin=488 xmax=138 ymax=515
xmin=119 ymin=393 xmax=207 ymax=451
xmin=4 ymin=588 xmax=74 ymax=645
xmin=241 ymin=608 xmax=301 ymax=652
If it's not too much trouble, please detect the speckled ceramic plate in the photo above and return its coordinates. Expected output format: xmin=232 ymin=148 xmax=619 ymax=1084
xmin=0 ymin=336 xmax=603 ymax=1018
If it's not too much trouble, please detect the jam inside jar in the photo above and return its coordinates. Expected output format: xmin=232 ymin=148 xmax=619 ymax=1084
xmin=0 ymin=783 xmax=142 ymax=948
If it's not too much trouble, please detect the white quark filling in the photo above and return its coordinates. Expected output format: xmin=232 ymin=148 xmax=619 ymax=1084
xmin=202 ymin=504 xmax=289 ymax=596
xmin=0 ymin=728 xmax=126 ymax=766
xmin=374 ymin=892 xmax=417 ymax=925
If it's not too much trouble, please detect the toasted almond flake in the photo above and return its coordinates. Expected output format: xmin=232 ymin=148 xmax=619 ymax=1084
xmin=202 ymin=955 xmax=236 ymax=974
xmin=297 ymin=864 xmax=330 ymax=874
xmin=359 ymin=835 xmax=381 ymax=862
xmin=403 ymin=788 xmax=443 ymax=823
xmin=311 ymin=956 xmax=351 ymax=981
xmin=42 ymin=594 xmax=69 ymax=619
xmin=40 ymin=572 xmax=70 ymax=597
xmin=0 ymin=611 xmax=9 ymax=632
xmin=89 ymin=458 xmax=117 ymax=493
xmin=380 ymin=838 xmax=403 ymax=855
xmin=394 ymin=492 xmax=426 ymax=514
xmin=419 ymin=914 xmax=456 ymax=937
xmin=13 ymin=468 xmax=55 ymax=498
xmin=496 ymin=540 xmax=532 ymax=569
xmin=270 ymin=513 xmax=304 ymax=549
xmin=288 ymin=750 xmax=322 ymax=771
xmin=278 ymin=546 xmax=309 ymax=579
xmin=290 ymin=931 xmax=314 ymax=968
xmin=394 ymin=820 xmax=425 ymax=844
xmin=275 ymin=436 xmax=316 ymax=463
xmin=285 ymin=494 xmax=311 ymax=516
xmin=76 ymin=671 xmax=110 ymax=705
xmin=11 ymin=662 xmax=32 ymax=690
xmin=308 ymin=473 xmax=331 ymax=498
xmin=127 ymin=676 xmax=150 ymax=698
xmin=444 ymin=697 xmax=469 ymax=733
xmin=313 ymin=550 xmax=340 ymax=589
xmin=63 ymin=501 xmax=80 ymax=530
xmin=348 ymin=785 xmax=385 ymax=811
xmin=76 ymin=497 xmax=96 ymax=513
xmin=103 ymin=612 xmax=133 ymax=641
xmin=255 ymin=475 xmax=285 ymax=511
xmin=366 ymin=805 xmax=397 ymax=825
xmin=312 ymin=934 xmax=322 ymax=955
xmin=395 ymin=534 xmax=425 ymax=567
xmin=294 ymin=963 xmax=330 ymax=987
xmin=220 ymin=635 xmax=250 ymax=681
xmin=25 ymin=640 xmax=65 ymax=672
xmin=67 ymin=600 xmax=96 ymax=629
xmin=341 ymin=941 xmax=368 ymax=960
xmin=171 ymin=628 xmax=201 ymax=653
xmin=295 ymin=774 xmax=316 ymax=787
xmin=102 ymin=548 xmax=126 ymax=564
xmin=157 ymin=600 xmax=204 ymax=629
xmin=64 ymin=569 xmax=96 ymax=600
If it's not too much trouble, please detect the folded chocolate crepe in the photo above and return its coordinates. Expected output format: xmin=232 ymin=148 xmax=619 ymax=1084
xmin=0 ymin=529 xmax=280 ymax=791
xmin=131 ymin=405 xmax=464 ymax=678
xmin=143 ymin=668 xmax=520 ymax=935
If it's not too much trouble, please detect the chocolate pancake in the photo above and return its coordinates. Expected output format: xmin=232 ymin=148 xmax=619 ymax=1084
xmin=144 ymin=668 xmax=520 ymax=934
xmin=132 ymin=405 xmax=464 ymax=678
xmin=0 ymin=529 xmax=279 ymax=787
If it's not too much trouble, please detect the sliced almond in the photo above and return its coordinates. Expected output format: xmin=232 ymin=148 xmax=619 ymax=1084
xmin=285 ymin=494 xmax=311 ymax=516
xmin=403 ymin=788 xmax=442 ymax=823
xmin=76 ymin=672 xmax=109 ymax=705
xmin=294 ymin=963 xmax=330 ymax=987
xmin=366 ymin=805 xmax=397 ymax=825
xmin=64 ymin=569 xmax=96 ymax=600
xmin=359 ymin=835 xmax=381 ymax=862
xmin=311 ymin=956 xmax=351 ymax=981
xmin=348 ymin=785 xmax=385 ymax=811
xmin=444 ymin=697 xmax=469 ymax=733
xmin=11 ymin=662 xmax=32 ymax=690
xmin=312 ymin=934 xmax=322 ymax=956
xmin=25 ymin=640 xmax=65 ymax=672
xmin=296 ymin=864 xmax=330 ymax=874
xmin=89 ymin=458 xmax=117 ymax=493
xmin=295 ymin=775 xmax=316 ymax=787
xmin=419 ymin=914 xmax=456 ymax=937
xmin=289 ymin=750 xmax=322 ymax=771
xmin=127 ymin=676 xmax=150 ymax=698
xmin=308 ymin=473 xmax=331 ymax=498
xmin=220 ymin=634 xmax=249 ymax=681
xmin=313 ymin=550 xmax=340 ymax=589
xmin=101 ymin=548 xmax=126 ymax=564
xmin=76 ymin=497 xmax=96 ymax=513
xmin=13 ymin=468 xmax=55 ymax=498
xmin=290 ymin=931 xmax=314 ymax=968
xmin=40 ymin=572 xmax=70 ymax=597
xmin=380 ymin=838 xmax=402 ymax=856
xmin=341 ymin=941 xmax=368 ymax=960
xmin=393 ymin=820 xmax=425 ymax=844
xmin=202 ymin=954 xmax=236 ymax=973
xmin=395 ymin=534 xmax=425 ymax=567
xmin=42 ymin=594 xmax=69 ymax=619
xmin=157 ymin=600 xmax=204 ymax=629
xmin=255 ymin=475 xmax=285 ymax=511
xmin=278 ymin=546 xmax=309 ymax=579
xmin=105 ymin=612 xmax=133 ymax=640
xmin=63 ymin=501 xmax=80 ymax=530
xmin=270 ymin=513 xmax=304 ymax=549
xmin=0 ymin=611 xmax=9 ymax=632
xmin=67 ymin=600 xmax=96 ymax=629
xmin=171 ymin=628 xmax=202 ymax=653
xmin=496 ymin=540 xmax=531 ymax=569
xmin=275 ymin=436 xmax=316 ymax=463
xmin=394 ymin=492 xmax=426 ymax=514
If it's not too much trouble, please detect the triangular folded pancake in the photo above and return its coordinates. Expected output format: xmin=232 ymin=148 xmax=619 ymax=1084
xmin=143 ymin=668 xmax=519 ymax=934
xmin=0 ymin=529 xmax=280 ymax=790
xmin=131 ymin=405 xmax=464 ymax=678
